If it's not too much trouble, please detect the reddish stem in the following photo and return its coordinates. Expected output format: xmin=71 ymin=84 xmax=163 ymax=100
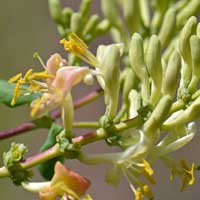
xmin=0 ymin=88 xmax=103 ymax=140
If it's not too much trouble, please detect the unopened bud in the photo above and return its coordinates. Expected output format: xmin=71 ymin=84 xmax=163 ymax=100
xmin=159 ymin=8 xmax=176 ymax=48
xmin=162 ymin=51 xmax=181 ymax=98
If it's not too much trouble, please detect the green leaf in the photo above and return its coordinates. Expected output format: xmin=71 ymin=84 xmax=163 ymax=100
xmin=0 ymin=79 xmax=38 ymax=107
xmin=38 ymin=123 xmax=64 ymax=180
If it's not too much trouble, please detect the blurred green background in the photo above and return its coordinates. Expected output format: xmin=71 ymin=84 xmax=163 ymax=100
xmin=0 ymin=1 xmax=200 ymax=199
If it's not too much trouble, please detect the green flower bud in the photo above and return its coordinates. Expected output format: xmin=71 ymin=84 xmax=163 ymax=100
xmin=158 ymin=7 xmax=176 ymax=48
xmin=174 ymin=0 xmax=188 ymax=12
xmin=179 ymin=16 xmax=197 ymax=91
xmin=139 ymin=0 xmax=150 ymax=27
xmin=97 ymin=45 xmax=121 ymax=120
xmin=179 ymin=16 xmax=197 ymax=63
xmin=94 ymin=19 xmax=110 ymax=36
xmin=62 ymin=7 xmax=73 ymax=28
xmin=48 ymin=0 xmax=63 ymax=24
xmin=80 ymin=0 xmax=91 ymax=23
xmin=143 ymin=95 xmax=172 ymax=134
xmin=177 ymin=0 xmax=200 ymax=29
xmin=70 ymin=13 xmax=83 ymax=35
xmin=83 ymin=14 xmax=100 ymax=38
xmin=197 ymin=23 xmax=200 ymax=37
xmin=122 ymin=0 xmax=140 ymax=34
xmin=150 ymin=0 xmax=171 ymax=33
xmin=162 ymin=51 xmax=181 ymax=98
xmin=129 ymin=33 xmax=150 ymax=104
xmin=101 ymin=0 xmax=122 ymax=29
xmin=163 ymin=96 xmax=200 ymax=128
xmin=146 ymin=35 xmax=162 ymax=104
xmin=129 ymin=89 xmax=142 ymax=118
xmin=188 ymin=35 xmax=200 ymax=92
xmin=121 ymin=68 xmax=137 ymax=104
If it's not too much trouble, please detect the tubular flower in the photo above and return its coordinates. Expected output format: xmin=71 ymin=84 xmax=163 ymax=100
xmin=22 ymin=162 xmax=91 ymax=200
xmin=8 ymin=53 xmax=91 ymax=118
xmin=60 ymin=33 xmax=99 ymax=67
xmin=81 ymin=122 xmax=197 ymax=199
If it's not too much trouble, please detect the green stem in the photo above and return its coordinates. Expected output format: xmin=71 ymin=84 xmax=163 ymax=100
xmin=73 ymin=121 xmax=99 ymax=129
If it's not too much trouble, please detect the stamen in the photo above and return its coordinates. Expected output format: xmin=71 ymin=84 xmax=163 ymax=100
xmin=28 ymin=71 xmax=55 ymax=80
xmin=142 ymin=185 xmax=154 ymax=200
xmin=142 ymin=160 xmax=154 ymax=176
xmin=8 ymin=73 xmax=22 ymax=83
xmin=24 ymin=69 xmax=34 ymax=81
xmin=180 ymin=160 xmax=195 ymax=191
xmin=135 ymin=188 xmax=143 ymax=200
xmin=31 ymin=98 xmax=42 ymax=117
xmin=11 ymin=79 xmax=22 ymax=106
xmin=60 ymin=33 xmax=99 ymax=67
xmin=33 ymin=52 xmax=47 ymax=69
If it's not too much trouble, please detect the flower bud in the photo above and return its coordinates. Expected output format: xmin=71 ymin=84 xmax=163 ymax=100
xmin=197 ymin=23 xmax=200 ymax=37
xmin=177 ymin=0 xmax=200 ymax=29
xmin=83 ymin=14 xmax=100 ymax=37
xmin=70 ymin=13 xmax=83 ymax=35
xmin=179 ymin=16 xmax=197 ymax=64
xmin=101 ymin=0 xmax=122 ymax=29
xmin=143 ymin=95 xmax=172 ymax=134
xmin=122 ymin=0 xmax=140 ymax=33
xmin=48 ymin=0 xmax=63 ymax=24
xmin=94 ymin=19 xmax=110 ymax=36
xmin=128 ymin=89 xmax=141 ymax=118
xmin=129 ymin=33 xmax=150 ymax=104
xmin=158 ymin=7 xmax=176 ymax=48
xmin=162 ymin=51 xmax=181 ymax=98
xmin=139 ymin=0 xmax=150 ymax=27
xmin=97 ymin=44 xmax=121 ymax=120
xmin=146 ymin=35 xmax=162 ymax=104
xmin=188 ymin=35 xmax=200 ymax=92
xmin=80 ymin=0 xmax=91 ymax=23
xmin=62 ymin=7 xmax=73 ymax=28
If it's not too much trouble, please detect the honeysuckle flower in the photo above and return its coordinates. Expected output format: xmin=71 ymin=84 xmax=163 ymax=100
xmin=8 ymin=53 xmax=91 ymax=118
xmin=80 ymin=121 xmax=197 ymax=199
xmin=22 ymin=162 xmax=91 ymax=200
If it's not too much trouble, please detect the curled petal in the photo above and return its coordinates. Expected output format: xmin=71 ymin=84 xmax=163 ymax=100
xmin=46 ymin=53 xmax=67 ymax=75
xmin=51 ymin=162 xmax=90 ymax=197
xmin=52 ymin=67 xmax=90 ymax=97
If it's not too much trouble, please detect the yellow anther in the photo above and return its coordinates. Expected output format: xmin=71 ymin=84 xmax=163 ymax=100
xmin=135 ymin=188 xmax=143 ymax=200
xmin=23 ymin=69 xmax=34 ymax=81
xmin=8 ymin=73 xmax=22 ymax=83
xmin=11 ymin=79 xmax=22 ymax=106
xmin=142 ymin=185 xmax=154 ymax=200
xmin=28 ymin=71 xmax=55 ymax=80
xmin=60 ymin=33 xmax=99 ymax=67
xmin=142 ymin=160 xmax=154 ymax=176
xmin=180 ymin=160 xmax=195 ymax=191
xmin=30 ymin=97 xmax=42 ymax=117
xmin=141 ymin=160 xmax=156 ymax=184
xmin=28 ymin=84 xmax=42 ymax=92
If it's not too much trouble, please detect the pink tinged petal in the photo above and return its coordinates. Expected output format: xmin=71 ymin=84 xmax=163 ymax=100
xmin=51 ymin=162 xmax=91 ymax=197
xmin=30 ymin=93 xmax=62 ymax=118
xmin=46 ymin=53 xmax=67 ymax=75
xmin=52 ymin=67 xmax=90 ymax=97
